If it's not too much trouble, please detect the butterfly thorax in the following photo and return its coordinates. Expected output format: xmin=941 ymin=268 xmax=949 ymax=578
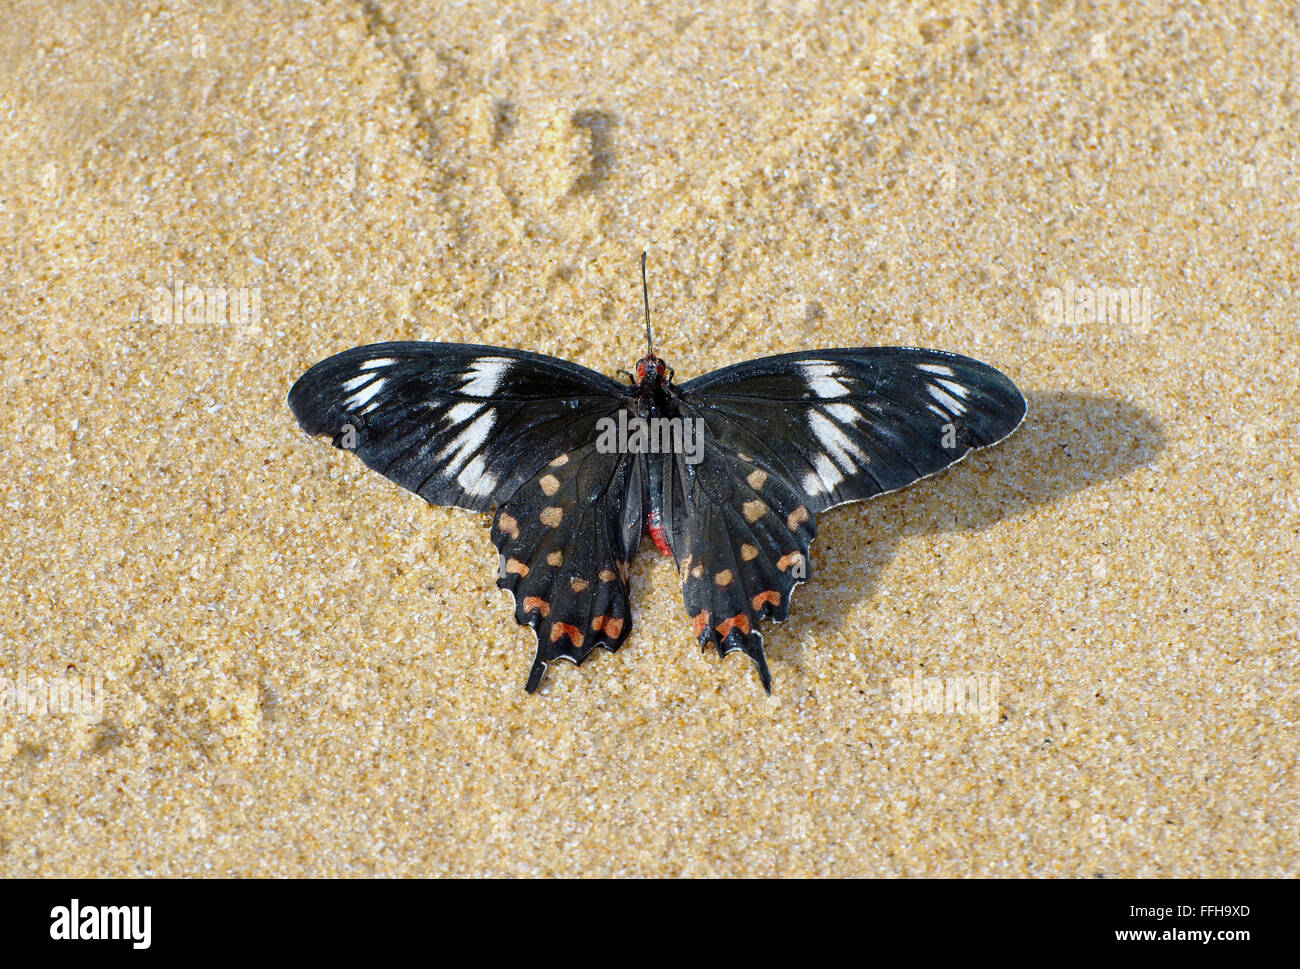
xmin=630 ymin=353 xmax=678 ymax=559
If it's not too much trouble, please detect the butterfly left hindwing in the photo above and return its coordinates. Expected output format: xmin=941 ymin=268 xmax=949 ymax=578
xmin=491 ymin=442 xmax=644 ymax=692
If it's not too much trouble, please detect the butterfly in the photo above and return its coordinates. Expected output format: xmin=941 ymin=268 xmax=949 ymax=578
xmin=288 ymin=255 xmax=1026 ymax=693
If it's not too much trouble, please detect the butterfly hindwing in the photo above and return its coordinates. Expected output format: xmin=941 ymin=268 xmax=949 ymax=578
xmin=663 ymin=444 xmax=814 ymax=691
xmin=492 ymin=443 xmax=644 ymax=691
xmin=287 ymin=342 xmax=628 ymax=512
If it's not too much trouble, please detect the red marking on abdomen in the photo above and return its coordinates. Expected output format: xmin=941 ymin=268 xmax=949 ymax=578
xmin=646 ymin=506 xmax=671 ymax=557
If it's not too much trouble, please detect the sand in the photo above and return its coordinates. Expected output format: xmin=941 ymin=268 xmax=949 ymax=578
xmin=0 ymin=0 xmax=1295 ymax=876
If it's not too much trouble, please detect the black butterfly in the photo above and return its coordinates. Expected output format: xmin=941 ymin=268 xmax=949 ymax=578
xmin=288 ymin=256 xmax=1026 ymax=693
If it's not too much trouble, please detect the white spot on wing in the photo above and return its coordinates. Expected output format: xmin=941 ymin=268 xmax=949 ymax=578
xmin=360 ymin=357 xmax=397 ymax=370
xmin=935 ymin=378 xmax=969 ymax=398
xmin=461 ymin=357 xmax=512 ymax=398
xmin=808 ymin=411 xmax=867 ymax=473
xmin=342 ymin=374 xmax=374 ymax=392
xmin=444 ymin=402 xmax=482 ymax=426
xmin=456 ymin=454 xmax=497 ymax=497
xmin=344 ymin=378 xmax=386 ymax=411
xmin=822 ymin=403 xmax=860 ymax=424
xmin=809 ymin=453 xmax=844 ymax=491
xmin=801 ymin=361 xmax=851 ymax=398
xmin=917 ymin=363 xmax=955 ymax=376
xmin=438 ymin=409 xmax=496 ymax=474
xmin=926 ymin=403 xmax=949 ymax=419
xmin=927 ymin=383 xmax=967 ymax=415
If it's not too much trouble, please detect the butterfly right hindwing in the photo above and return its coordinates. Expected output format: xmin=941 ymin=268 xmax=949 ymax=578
xmin=663 ymin=443 xmax=815 ymax=691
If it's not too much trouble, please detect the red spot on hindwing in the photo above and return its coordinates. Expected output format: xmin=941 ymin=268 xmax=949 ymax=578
xmin=751 ymin=590 xmax=781 ymax=611
xmin=592 ymin=615 xmax=624 ymax=639
xmin=691 ymin=611 xmax=710 ymax=637
xmin=550 ymin=622 xmax=584 ymax=649
xmin=523 ymin=596 xmax=550 ymax=617
xmin=715 ymin=614 xmax=750 ymax=639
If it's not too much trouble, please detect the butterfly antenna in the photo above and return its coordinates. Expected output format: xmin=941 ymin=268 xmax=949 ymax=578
xmin=641 ymin=250 xmax=654 ymax=357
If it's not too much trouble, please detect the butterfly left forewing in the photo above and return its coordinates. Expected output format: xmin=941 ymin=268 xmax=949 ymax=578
xmin=288 ymin=342 xmax=628 ymax=512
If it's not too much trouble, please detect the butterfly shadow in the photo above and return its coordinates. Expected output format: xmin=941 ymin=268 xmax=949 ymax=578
xmin=765 ymin=390 xmax=1168 ymax=671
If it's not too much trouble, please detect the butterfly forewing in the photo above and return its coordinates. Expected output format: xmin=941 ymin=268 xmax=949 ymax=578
xmin=287 ymin=342 xmax=628 ymax=512
xmin=678 ymin=347 xmax=1026 ymax=512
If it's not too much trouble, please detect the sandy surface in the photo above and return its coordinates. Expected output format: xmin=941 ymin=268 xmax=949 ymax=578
xmin=1 ymin=0 xmax=1295 ymax=876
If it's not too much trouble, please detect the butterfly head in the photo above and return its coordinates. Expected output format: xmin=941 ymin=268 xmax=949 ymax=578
xmin=634 ymin=352 xmax=669 ymax=386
